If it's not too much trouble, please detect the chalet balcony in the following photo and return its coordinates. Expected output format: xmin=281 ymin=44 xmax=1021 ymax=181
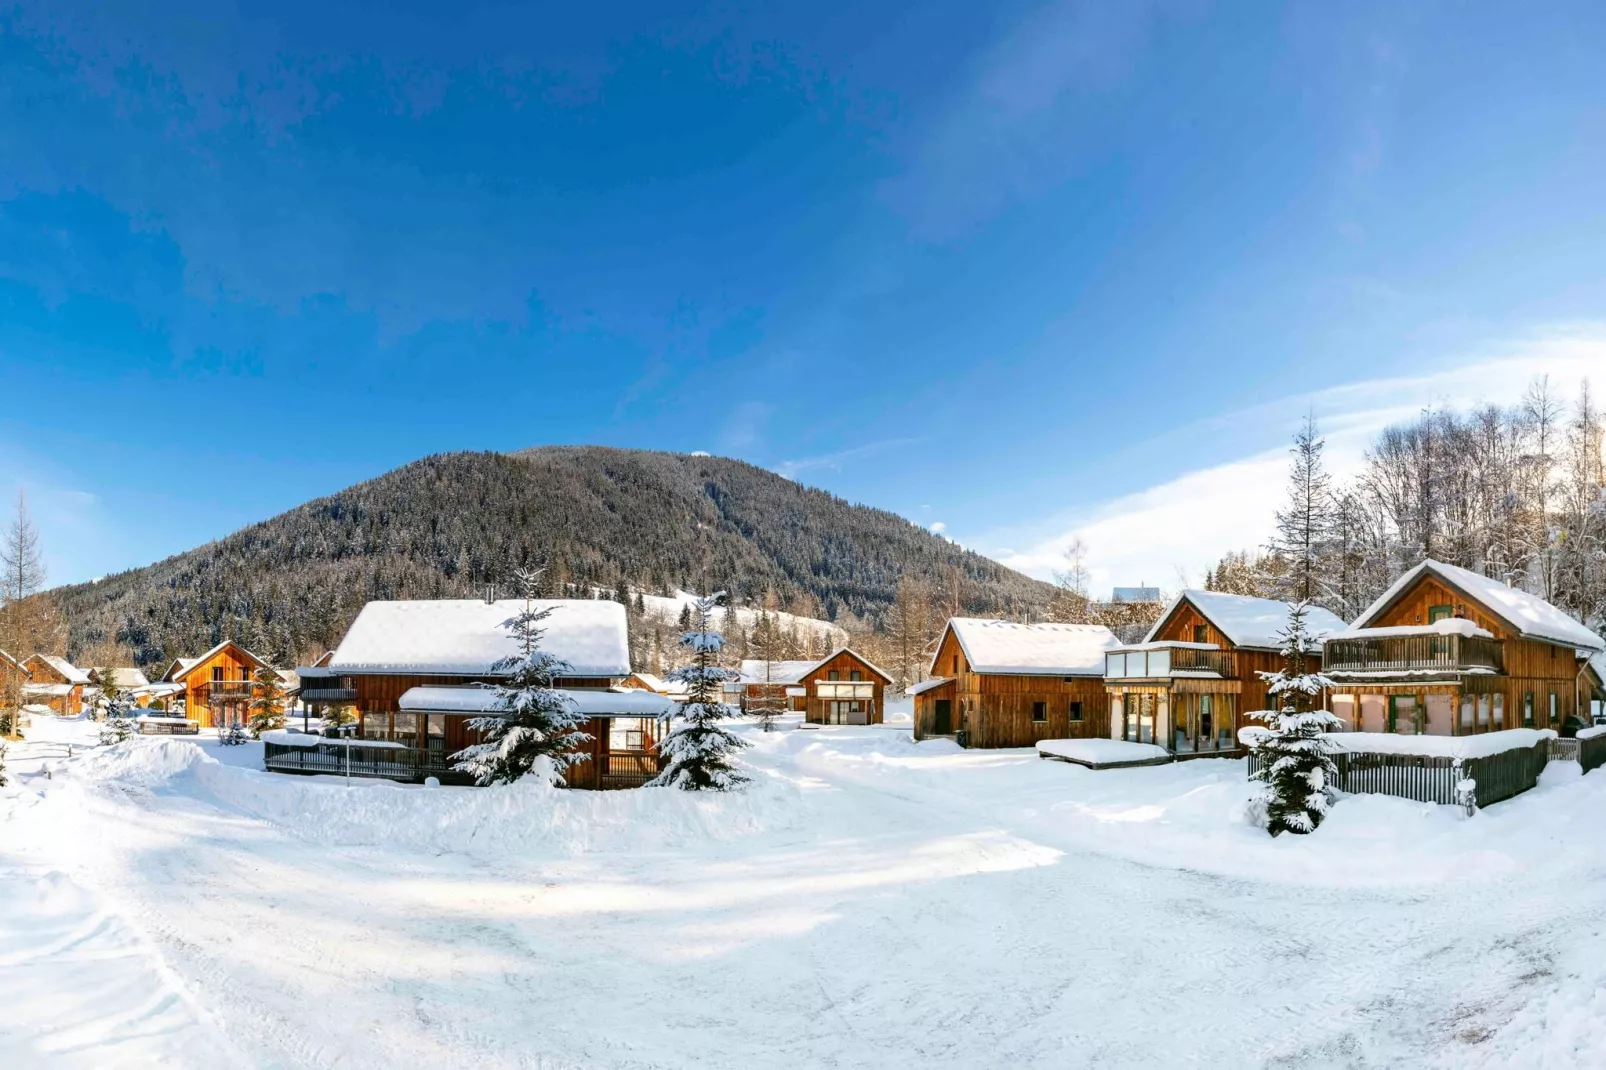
xmin=1105 ymin=644 xmax=1236 ymax=681
xmin=300 ymin=687 xmax=358 ymax=702
xmin=1323 ymin=634 xmax=1504 ymax=676
xmin=200 ymin=681 xmax=258 ymax=697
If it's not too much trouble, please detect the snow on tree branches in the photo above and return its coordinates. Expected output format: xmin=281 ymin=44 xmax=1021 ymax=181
xmin=452 ymin=567 xmax=589 ymax=786
xmin=1249 ymin=601 xmax=1342 ymax=836
xmin=652 ymin=592 xmax=749 ymax=791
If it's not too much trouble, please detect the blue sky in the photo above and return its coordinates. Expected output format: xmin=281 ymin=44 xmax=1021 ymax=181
xmin=3 ymin=1 xmax=1605 ymax=592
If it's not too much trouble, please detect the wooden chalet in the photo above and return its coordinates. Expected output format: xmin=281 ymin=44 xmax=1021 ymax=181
xmin=1323 ymin=559 xmax=1606 ymax=736
xmin=912 ymin=619 xmax=1119 ymax=748
xmin=21 ymin=655 xmax=90 ymax=715
xmin=737 ymin=649 xmax=891 ymax=725
xmin=89 ymin=667 xmax=155 ymax=707
xmin=163 ymin=642 xmax=272 ymax=728
xmin=1103 ymin=591 xmax=1347 ymax=757
xmin=619 ymin=671 xmax=691 ymax=701
xmin=301 ymin=597 xmax=665 ymax=788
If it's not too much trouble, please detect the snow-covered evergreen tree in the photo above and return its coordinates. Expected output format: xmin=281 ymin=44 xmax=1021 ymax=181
xmin=221 ymin=720 xmax=249 ymax=745
xmin=99 ymin=712 xmax=133 ymax=746
xmin=93 ymin=672 xmax=124 ymax=722
xmin=248 ymin=664 xmax=287 ymax=738
xmin=1249 ymin=601 xmax=1341 ymax=836
xmin=452 ymin=567 xmax=589 ymax=786
xmin=652 ymin=593 xmax=749 ymax=790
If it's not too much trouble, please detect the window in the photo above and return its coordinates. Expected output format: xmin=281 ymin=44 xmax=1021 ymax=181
xmin=609 ymin=717 xmax=654 ymax=751
xmin=392 ymin=712 xmax=419 ymax=745
xmin=1193 ymin=625 xmax=1208 ymax=644
xmin=1493 ymin=694 xmax=1504 ymax=728
xmin=212 ymin=666 xmax=224 ymax=683
xmin=849 ymin=670 xmax=862 ymax=682
xmin=1031 ymin=701 xmax=1047 ymax=722
xmin=1523 ymin=692 xmax=1534 ymax=728
xmin=951 ymin=655 xmax=960 ymax=675
xmin=828 ymin=670 xmax=839 ymax=681
xmin=361 ymin=711 xmax=391 ymax=741
xmin=1428 ymin=604 xmax=1454 ymax=624
xmin=1549 ymin=693 xmax=1558 ymax=725
xmin=1460 ymin=696 xmax=1474 ymax=730
xmin=1068 ymin=701 xmax=1083 ymax=722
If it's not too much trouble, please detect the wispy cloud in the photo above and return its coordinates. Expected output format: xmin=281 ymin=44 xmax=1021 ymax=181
xmin=718 ymin=401 xmax=773 ymax=454
xmin=980 ymin=324 xmax=1606 ymax=594
xmin=775 ymin=437 xmax=921 ymax=480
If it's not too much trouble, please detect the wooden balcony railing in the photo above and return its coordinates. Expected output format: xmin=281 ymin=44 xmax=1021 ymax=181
xmin=1106 ymin=646 xmax=1237 ymax=679
xmin=1170 ymin=648 xmax=1237 ymax=676
xmin=1323 ymin=634 xmax=1504 ymax=675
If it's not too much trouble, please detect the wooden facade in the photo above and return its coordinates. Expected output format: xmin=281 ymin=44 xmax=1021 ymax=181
xmin=1102 ymin=595 xmax=1324 ymax=758
xmin=168 ymin=642 xmax=271 ymax=728
xmin=798 ymin=649 xmax=888 ymax=726
xmin=1326 ymin=572 xmax=1598 ymax=737
xmin=20 ymin=655 xmax=85 ymax=714
xmin=912 ymin=627 xmax=1109 ymax=748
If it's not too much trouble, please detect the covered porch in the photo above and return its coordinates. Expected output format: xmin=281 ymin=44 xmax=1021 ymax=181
xmin=1104 ymin=641 xmax=1243 ymax=757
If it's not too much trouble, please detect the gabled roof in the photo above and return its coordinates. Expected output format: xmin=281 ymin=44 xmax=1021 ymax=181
xmin=739 ymin=648 xmax=892 ymax=686
xmin=161 ymin=657 xmax=199 ymax=682
xmin=934 ymin=618 xmax=1120 ymax=677
xmin=1352 ymin=559 xmax=1604 ymax=653
xmin=0 ymin=649 xmax=28 ymax=676
xmin=25 ymin=655 xmax=90 ymax=685
xmin=328 ymin=598 xmax=632 ymax=678
xmin=167 ymin=641 xmax=271 ymax=682
xmin=92 ymin=667 xmax=150 ymax=690
xmin=1145 ymin=591 xmax=1347 ymax=652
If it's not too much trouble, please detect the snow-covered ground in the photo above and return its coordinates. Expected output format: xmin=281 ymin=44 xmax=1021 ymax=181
xmin=5 ymin=713 xmax=1606 ymax=1068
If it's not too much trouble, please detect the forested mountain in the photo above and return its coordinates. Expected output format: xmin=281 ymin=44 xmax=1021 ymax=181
xmin=52 ymin=447 xmax=1055 ymax=669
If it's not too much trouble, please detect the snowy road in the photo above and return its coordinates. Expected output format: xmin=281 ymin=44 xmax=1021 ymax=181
xmin=4 ymin=717 xmax=1606 ymax=1068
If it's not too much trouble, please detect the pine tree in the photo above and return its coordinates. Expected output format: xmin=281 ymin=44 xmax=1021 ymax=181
xmin=248 ymin=664 xmax=287 ymax=737
xmin=0 ymin=493 xmax=47 ymax=739
xmin=99 ymin=711 xmax=133 ymax=746
xmin=1248 ymin=602 xmax=1342 ymax=836
xmin=94 ymin=671 xmax=125 ymax=722
xmin=452 ymin=567 xmax=590 ymax=785
xmin=651 ymin=593 xmax=749 ymax=790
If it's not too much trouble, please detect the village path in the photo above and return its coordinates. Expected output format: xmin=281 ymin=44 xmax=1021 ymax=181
xmin=3 ymin=721 xmax=1603 ymax=1068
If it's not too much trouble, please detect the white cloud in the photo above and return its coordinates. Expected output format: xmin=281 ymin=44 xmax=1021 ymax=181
xmin=775 ymin=437 xmax=921 ymax=481
xmin=930 ymin=521 xmax=947 ymax=535
xmin=984 ymin=324 xmax=1606 ymax=595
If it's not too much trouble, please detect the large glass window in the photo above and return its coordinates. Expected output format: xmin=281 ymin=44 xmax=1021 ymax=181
xmin=1493 ymin=694 xmax=1504 ymax=728
xmin=362 ymin=711 xmax=391 ymax=741
xmin=392 ymin=712 xmax=419 ymax=746
xmin=816 ymin=682 xmax=874 ymax=700
xmin=609 ymin=717 xmax=654 ymax=751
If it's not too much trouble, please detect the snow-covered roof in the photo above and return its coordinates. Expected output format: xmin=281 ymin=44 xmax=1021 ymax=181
xmin=22 ymin=682 xmax=73 ymax=697
xmin=906 ymin=677 xmax=952 ymax=696
xmin=1589 ymin=651 xmax=1606 ymax=686
xmin=738 ymin=659 xmax=821 ymax=685
xmin=623 ymin=672 xmax=690 ymax=696
xmin=397 ymin=685 xmax=674 ymax=717
xmin=739 ymin=648 xmax=892 ymax=686
xmin=143 ymin=682 xmax=186 ymax=697
xmin=1145 ymin=591 xmax=1348 ymax=651
xmin=1335 ymin=618 xmax=1495 ymax=640
xmin=0 ymin=649 xmax=27 ymax=675
xmin=328 ymin=599 xmax=632 ymax=678
xmin=167 ymin=641 xmax=270 ymax=682
xmin=1352 ymin=559 xmax=1605 ymax=653
xmin=162 ymin=657 xmax=200 ymax=682
xmin=29 ymin=655 xmax=90 ymax=685
xmin=937 ymin=619 xmax=1120 ymax=676
xmin=93 ymin=667 xmax=150 ymax=689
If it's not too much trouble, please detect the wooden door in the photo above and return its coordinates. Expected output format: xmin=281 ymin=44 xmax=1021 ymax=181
xmin=933 ymin=699 xmax=952 ymax=735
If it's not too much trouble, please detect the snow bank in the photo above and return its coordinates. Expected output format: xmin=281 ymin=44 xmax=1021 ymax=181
xmin=1037 ymin=738 xmax=1171 ymax=767
xmin=66 ymin=738 xmax=803 ymax=858
xmin=1326 ymin=728 xmax=1555 ymax=760
xmin=1576 ymin=724 xmax=1606 ymax=741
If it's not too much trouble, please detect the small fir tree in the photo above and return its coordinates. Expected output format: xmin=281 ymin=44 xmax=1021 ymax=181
xmin=1250 ymin=602 xmax=1342 ymax=836
xmin=221 ymin=720 xmax=250 ymax=745
xmin=651 ymin=593 xmax=749 ymax=791
xmin=248 ymin=664 xmax=286 ymax=738
xmin=94 ymin=671 xmax=125 ymax=722
xmin=452 ymin=567 xmax=589 ymax=785
xmin=99 ymin=712 xmax=133 ymax=746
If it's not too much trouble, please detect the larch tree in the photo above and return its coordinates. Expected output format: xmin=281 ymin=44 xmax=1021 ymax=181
xmin=651 ymin=592 xmax=748 ymax=791
xmin=248 ymin=664 xmax=287 ymax=738
xmin=452 ymin=566 xmax=589 ymax=786
xmin=744 ymin=607 xmax=787 ymax=732
xmin=1269 ymin=413 xmax=1336 ymax=605
xmin=0 ymin=492 xmax=47 ymax=738
xmin=1248 ymin=602 xmax=1341 ymax=836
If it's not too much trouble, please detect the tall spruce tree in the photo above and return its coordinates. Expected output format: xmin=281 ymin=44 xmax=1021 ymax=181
xmin=651 ymin=593 xmax=749 ymax=790
xmin=1249 ymin=602 xmax=1341 ymax=836
xmin=452 ymin=567 xmax=590 ymax=785
xmin=745 ymin=608 xmax=787 ymax=732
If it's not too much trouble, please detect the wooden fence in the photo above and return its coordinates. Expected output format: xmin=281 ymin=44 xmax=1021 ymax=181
xmin=1247 ymin=741 xmax=1549 ymax=809
xmin=1580 ymin=733 xmax=1606 ymax=776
